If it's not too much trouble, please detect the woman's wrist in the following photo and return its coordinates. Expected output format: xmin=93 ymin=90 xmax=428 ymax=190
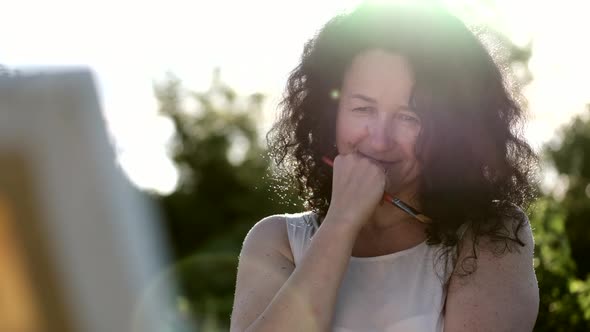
xmin=322 ymin=210 xmax=365 ymax=238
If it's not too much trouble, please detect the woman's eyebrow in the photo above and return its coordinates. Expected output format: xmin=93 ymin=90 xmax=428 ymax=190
xmin=349 ymin=93 xmax=377 ymax=104
xmin=349 ymin=93 xmax=413 ymax=110
xmin=397 ymin=105 xmax=415 ymax=111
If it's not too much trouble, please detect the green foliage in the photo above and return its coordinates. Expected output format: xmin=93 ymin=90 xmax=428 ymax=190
xmin=546 ymin=107 xmax=590 ymax=278
xmin=151 ymin=71 xmax=302 ymax=330
xmin=530 ymin=198 xmax=590 ymax=331
xmin=173 ymin=253 xmax=238 ymax=330
xmin=531 ymin=106 xmax=590 ymax=331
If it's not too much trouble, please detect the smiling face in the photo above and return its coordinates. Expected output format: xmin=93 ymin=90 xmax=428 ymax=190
xmin=336 ymin=49 xmax=422 ymax=195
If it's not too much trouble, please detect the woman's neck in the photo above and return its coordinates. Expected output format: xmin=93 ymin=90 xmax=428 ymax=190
xmin=353 ymin=204 xmax=428 ymax=257
xmin=366 ymin=183 xmax=422 ymax=228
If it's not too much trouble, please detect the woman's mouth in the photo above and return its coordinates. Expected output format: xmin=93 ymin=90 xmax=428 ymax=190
xmin=358 ymin=152 xmax=400 ymax=169
xmin=378 ymin=160 xmax=399 ymax=168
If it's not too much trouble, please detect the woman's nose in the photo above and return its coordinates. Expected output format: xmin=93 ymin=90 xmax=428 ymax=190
xmin=367 ymin=121 xmax=394 ymax=152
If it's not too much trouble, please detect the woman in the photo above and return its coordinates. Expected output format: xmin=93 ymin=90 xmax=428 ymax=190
xmin=231 ymin=2 xmax=539 ymax=331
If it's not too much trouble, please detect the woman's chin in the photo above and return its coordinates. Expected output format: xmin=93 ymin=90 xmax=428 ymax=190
xmin=384 ymin=174 xmax=420 ymax=198
xmin=384 ymin=167 xmax=405 ymax=192
xmin=384 ymin=181 xmax=404 ymax=196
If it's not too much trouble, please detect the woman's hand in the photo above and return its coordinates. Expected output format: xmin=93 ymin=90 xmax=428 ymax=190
xmin=325 ymin=152 xmax=386 ymax=231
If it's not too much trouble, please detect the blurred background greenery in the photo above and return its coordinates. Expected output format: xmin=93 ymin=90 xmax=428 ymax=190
xmin=144 ymin=38 xmax=590 ymax=330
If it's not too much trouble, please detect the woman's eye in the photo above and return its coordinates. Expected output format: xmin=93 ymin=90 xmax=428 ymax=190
xmin=352 ymin=106 xmax=374 ymax=113
xmin=397 ymin=113 xmax=420 ymax=123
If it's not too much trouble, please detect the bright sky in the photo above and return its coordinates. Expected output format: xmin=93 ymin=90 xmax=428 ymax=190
xmin=2 ymin=0 xmax=589 ymax=195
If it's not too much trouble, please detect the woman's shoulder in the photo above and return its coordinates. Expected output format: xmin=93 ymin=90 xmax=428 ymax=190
xmin=444 ymin=203 xmax=538 ymax=330
xmin=243 ymin=212 xmax=307 ymax=263
xmin=491 ymin=201 xmax=532 ymax=244
xmin=244 ymin=211 xmax=317 ymax=263
xmin=245 ymin=214 xmax=289 ymax=248
xmin=249 ymin=211 xmax=316 ymax=233
xmin=458 ymin=202 xmax=531 ymax=240
xmin=283 ymin=211 xmax=318 ymax=228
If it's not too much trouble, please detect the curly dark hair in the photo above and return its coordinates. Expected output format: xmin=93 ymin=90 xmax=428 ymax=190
xmin=266 ymin=2 xmax=538 ymax=280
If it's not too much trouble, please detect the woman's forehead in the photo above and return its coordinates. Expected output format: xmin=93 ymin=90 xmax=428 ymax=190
xmin=341 ymin=49 xmax=415 ymax=104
